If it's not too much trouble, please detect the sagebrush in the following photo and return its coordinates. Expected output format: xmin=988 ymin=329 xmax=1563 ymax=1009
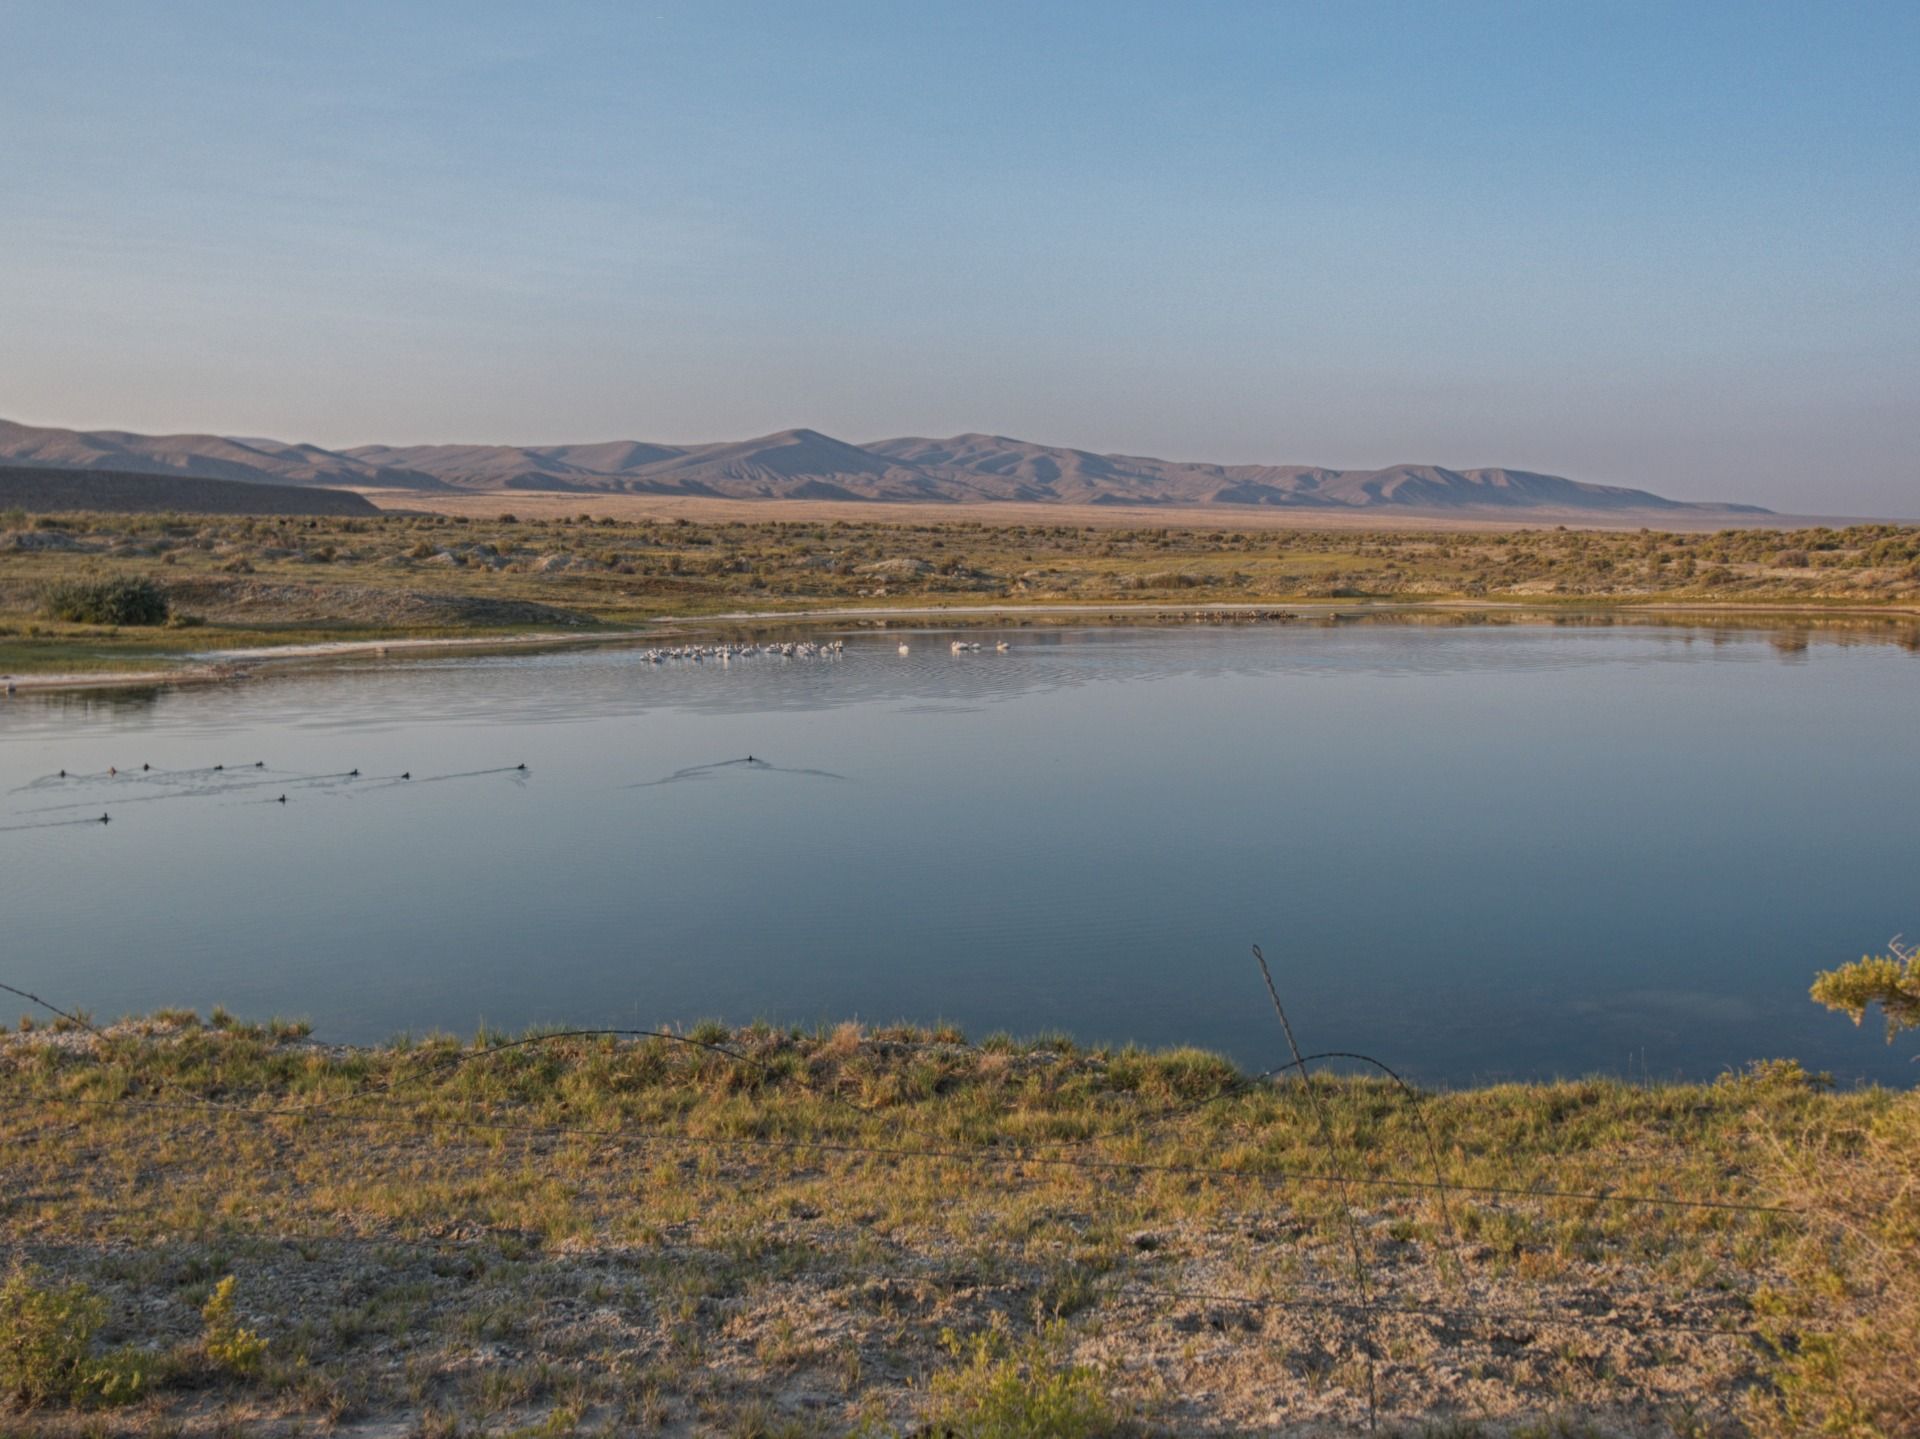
xmin=39 ymin=575 xmax=169 ymax=625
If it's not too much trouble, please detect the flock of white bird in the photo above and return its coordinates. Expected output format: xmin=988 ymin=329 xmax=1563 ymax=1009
xmin=638 ymin=640 xmax=846 ymax=663
xmin=890 ymin=639 xmax=1012 ymax=654
xmin=636 ymin=638 xmax=1014 ymax=664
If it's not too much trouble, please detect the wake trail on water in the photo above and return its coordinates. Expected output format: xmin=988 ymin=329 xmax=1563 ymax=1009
xmin=628 ymin=757 xmax=848 ymax=788
xmin=0 ymin=814 xmax=115 ymax=833
xmin=355 ymin=765 xmax=530 ymax=793
xmin=15 ymin=771 xmax=370 ymax=815
xmin=8 ymin=762 xmax=275 ymax=794
xmin=5 ymin=762 xmax=534 ymax=817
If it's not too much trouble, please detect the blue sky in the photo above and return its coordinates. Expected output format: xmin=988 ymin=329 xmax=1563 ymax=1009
xmin=2 ymin=1 xmax=1915 ymax=514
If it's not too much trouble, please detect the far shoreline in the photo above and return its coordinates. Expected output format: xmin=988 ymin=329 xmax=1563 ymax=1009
xmin=6 ymin=595 xmax=1916 ymax=695
xmin=358 ymin=485 xmax=1887 ymax=533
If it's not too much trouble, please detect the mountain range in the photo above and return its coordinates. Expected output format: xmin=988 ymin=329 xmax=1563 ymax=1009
xmin=0 ymin=418 xmax=1769 ymax=514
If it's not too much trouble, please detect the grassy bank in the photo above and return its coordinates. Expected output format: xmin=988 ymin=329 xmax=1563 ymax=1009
xmin=2 ymin=509 xmax=1917 ymax=674
xmin=2 ymin=1012 xmax=1913 ymax=1436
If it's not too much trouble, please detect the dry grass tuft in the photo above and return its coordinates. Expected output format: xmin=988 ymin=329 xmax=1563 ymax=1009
xmin=1753 ymin=1092 xmax=1920 ymax=1438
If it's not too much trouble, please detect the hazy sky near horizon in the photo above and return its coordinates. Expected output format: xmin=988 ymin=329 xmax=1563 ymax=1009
xmin=3 ymin=2 xmax=1916 ymax=515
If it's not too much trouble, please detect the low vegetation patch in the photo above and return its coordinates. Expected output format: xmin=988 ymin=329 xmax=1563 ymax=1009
xmin=1812 ymin=934 xmax=1920 ymax=1041
xmin=198 ymin=1275 xmax=268 ymax=1376
xmin=1 ymin=509 xmax=1916 ymax=673
xmin=1752 ymin=1094 xmax=1920 ymax=1437
xmin=1752 ymin=939 xmax=1920 ymax=1436
xmin=37 ymin=574 xmax=169 ymax=626
xmin=0 ymin=1267 xmax=155 ymax=1408
xmin=923 ymin=1325 xmax=1122 ymax=1438
xmin=0 ymin=1010 xmax=1910 ymax=1434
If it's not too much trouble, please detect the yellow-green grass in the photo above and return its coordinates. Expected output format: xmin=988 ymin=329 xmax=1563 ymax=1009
xmin=3 ymin=1013 xmax=1910 ymax=1435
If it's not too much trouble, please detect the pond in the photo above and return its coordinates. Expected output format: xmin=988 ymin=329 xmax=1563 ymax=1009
xmin=3 ymin=613 xmax=1916 ymax=1086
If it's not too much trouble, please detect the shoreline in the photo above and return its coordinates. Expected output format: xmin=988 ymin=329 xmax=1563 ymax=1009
xmin=4 ymin=596 xmax=1917 ymax=693
xmin=0 ymin=626 xmax=658 ymax=693
xmin=360 ymin=485 xmax=1881 ymax=533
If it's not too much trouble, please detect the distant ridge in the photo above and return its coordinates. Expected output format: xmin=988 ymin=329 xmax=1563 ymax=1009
xmin=0 ymin=464 xmax=380 ymax=516
xmin=0 ymin=417 xmax=1770 ymax=515
xmin=0 ymin=418 xmax=443 ymax=491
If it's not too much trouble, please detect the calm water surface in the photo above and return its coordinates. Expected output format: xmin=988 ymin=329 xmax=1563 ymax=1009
xmin=3 ymin=618 xmax=1916 ymax=1085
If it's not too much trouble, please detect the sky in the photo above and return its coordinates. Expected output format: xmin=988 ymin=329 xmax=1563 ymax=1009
xmin=1 ymin=1 xmax=1915 ymax=515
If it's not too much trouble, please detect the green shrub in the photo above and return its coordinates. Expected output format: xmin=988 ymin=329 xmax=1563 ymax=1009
xmin=924 ymin=1326 xmax=1119 ymax=1439
xmin=200 ymin=1277 xmax=266 ymax=1375
xmin=0 ymin=1268 xmax=151 ymax=1407
xmin=1813 ymin=935 xmax=1920 ymax=1042
xmin=39 ymin=576 xmax=170 ymax=626
xmin=1714 ymin=1057 xmax=1834 ymax=1092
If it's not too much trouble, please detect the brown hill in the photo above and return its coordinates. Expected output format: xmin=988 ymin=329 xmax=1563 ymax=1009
xmin=0 ymin=419 xmax=440 ymax=490
xmin=342 ymin=440 xmax=688 ymax=491
xmin=621 ymin=430 xmax=956 ymax=501
xmin=0 ymin=417 xmax=1768 ymax=514
xmin=864 ymin=433 xmax=1200 ymax=504
xmin=864 ymin=436 xmax=1753 ymax=512
xmin=0 ymin=465 xmax=380 ymax=516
